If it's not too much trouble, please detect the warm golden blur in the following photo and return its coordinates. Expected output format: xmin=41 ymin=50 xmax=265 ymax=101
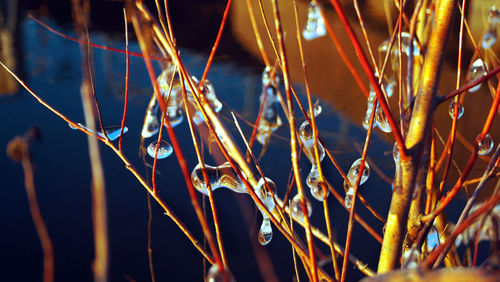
xmin=231 ymin=0 xmax=500 ymax=195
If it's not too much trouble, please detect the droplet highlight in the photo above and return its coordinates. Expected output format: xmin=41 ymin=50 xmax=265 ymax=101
xmin=147 ymin=140 xmax=173 ymax=159
xmin=477 ymin=133 xmax=494 ymax=155
xmin=302 ymin=1 xmax=327 ymax=41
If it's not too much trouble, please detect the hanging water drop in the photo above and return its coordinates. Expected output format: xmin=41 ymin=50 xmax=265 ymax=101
xmin=393 ymin=142 xmax=400 ymax=162
xmin=347 ymin=158 xmax=370 ymax=185
xmin=142 ymin=96 xmax=161 ymax=138
xmin=191 ymin=162 xmax=247 ymax=195
xmin=258 ymin=218 xmax=273 ymax=245
xmin=100 ymin=126 xmax=128 ymax=141
xmin=312 ymin=102 xmax=322 ymax=117
xmin=207 ymin=264 xmax=235 ymax=282
xmin=375 ymin=106 xmax=392 ymax=133
xmin=482 ymin=31 xmax=497 ymax=50
xmin=256 ymin=85 xmax=282 ymax=145
xmin=147 ymin=140 xmax=173 ymax=159
xmin=467 ymin=59 xmax=488 ymax=92
xmin=262 ymin=66 xmax=281 ymax=87
xmin=302 ymin=1 xmax=327 ymax=41
xmin=448 ymin=100 xmax=464 ymax=119
xmin=477 ymin=133 xmax=494 ymax=155
xmin=291 ymin=194 xmax=313 ymax=219
xmin=344 ymin=187 xmax=354 ymax=209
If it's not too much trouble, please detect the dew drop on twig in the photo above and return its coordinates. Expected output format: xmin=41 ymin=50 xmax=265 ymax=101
xmin=477 ymin=133 xmax=494 ymax=155
xmin=147 ymin=140 xmax=173 ymax=159
xmin=448 ymin=100 xmax=464 ymax=119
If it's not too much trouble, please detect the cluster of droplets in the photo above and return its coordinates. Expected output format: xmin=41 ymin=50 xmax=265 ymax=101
xmin=298 ymin=104 xmax=327 ymax=201
xmin=191 ymin=163 xmax=277 ymax=245
xmin=69 ymin=123 xmax=128 ymax=141
xmin=477 ymin=133 xmax=494 ymax=155
xmin=482 ymin=6 xmax=500 ymax=50
xmin=467 ymin=58 xmax=488 ymax=93
xmin=256 ymin=66 xmax=283 ymax=146
xmin=362 ymin=32 xmax=421 ymax=133
xmin=344 ymin=158 xmax=370 ymax=209
xmin=302 ymin=1 xmax=327 ymax=41
xmin=140 ymin=64 xmax=224 ymax=159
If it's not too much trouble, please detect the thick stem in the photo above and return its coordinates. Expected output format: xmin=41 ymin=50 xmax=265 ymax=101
xmin=377 ymin=0 xmax=456 ymax=272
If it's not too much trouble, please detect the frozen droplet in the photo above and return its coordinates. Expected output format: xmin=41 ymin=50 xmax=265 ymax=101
xmin=347 ymin=158 xmax=370 ymax=186
xmin=147 ymin=140 xmax=173 ymax=159
xmin=71 ymin=123 xmax=128 ymax=141
xmin=166 ymin=109 xmax=184 ymax=128
xmin=489 ymin=6 xmax=500 ymax=25
xmin=344 ymin=187 xmax=354 ymax=209
xmin=142 ymin=96 xmax=161 ymax=138
xmin=375 ymin=106 xmax=392 ymax=133
xmin=302 ymin=1 xmax=327 ymax=41
xmin=385 ymin=79 xmax=396 ymax=98
xmin=477 ymin=133 xmax=494 ymax=155
xmin=362 ymin=88 xmax=377 ymax=130
xmin=262 ymin=66 xmax=281 ymax=87
xmin=482 ymin=30 xmax=497 ymax=50
xmin=100 ymin=126 xmax=128 ymax=141
xmin=191 ymin=162 xmax=247 ymax=195
xmin=306 ymin=164 xmax=322 ymax=193
xmin=207 ymin=264 xmax=235 ymax=282
xmin=258 ymin=218 xmax=273 ymax=245
xmin=291 ymin=194 xmax=312 ymax=219
xmin=68 ymin=122 xmax=78 ymax=129
xmin=255 ymin=177 xmax=277 ymax=213
xmin=298 ymin=121 xmax=325 ymax=164
xmin=393 ymin=142 xmax=400 ymax=162
xmin=448 ymin=100 xmax=464 ymax=119
xmin=190 ymin=76 xmax=222 ymax=113
xmin=256 ymin=85 xmax=282 ymax=145
xmin=467 ymin=59 xmax=488 ymax=92
xmin=312 ymin=103 xmax=322 ymax=117
xmin=310 ymin=184 xmax=327 ymax=201
xmin=402 ymin=248 xmax=420 ymax=269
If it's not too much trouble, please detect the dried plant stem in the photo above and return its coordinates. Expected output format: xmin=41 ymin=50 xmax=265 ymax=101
xmin=7 ymin=136 xmax=55 ymax=282
xmin=71 ymin=1 xmax=109 ymax=281
xmin=0 ymin=57 xmax=216 ymax=266
xmin=378 ymin=0 xmax=455 ymax=272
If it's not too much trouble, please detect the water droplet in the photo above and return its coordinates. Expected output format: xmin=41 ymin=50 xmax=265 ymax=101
xmin=256 ymin=177 xmax=277 ymax=213
xmin=375 ymin=106 xmax=392 ymax=133
xmin=489 ymin=6 xmax=500 ymax=25
xmin=310 ymin=184 xmax=327 ymax=201
xmin=302 ymin=1 xmax=327 ymax=41
xmin=298 ymin=121 xmax=325 ymax=164
xmin=191 ymin=162 xmax=247 ymax=195
xmin=291 ymin=194 xmax=312 ymax=219
xmin=344 ymin=187 xmax=354 ymax=209
xmin=477 ymin=133 xmax=494 ymax=155
xmin=207 ymin=264 xmax=235 ymax=282
xmin=306 ymin=165 xmax=321 ymax=193
xmin=448 ymin=100 xmax=464 ymax=119
xmin=166 ymin=109 xmax=184 ymax=127
xmin=347 ymin=158 xmax=370 ymax=186
xmin=467 ymin=59 xmax=488 ymax=92
xmin=142 ymin=97 xmax=161 ymax=138
xmin=256 ymin=85 xmax=282 ymax=145
xmin=262 ymin=66 xmax=281 ymax=87
xmin=385 ymin=79 xmax=396 ymax=98
xmin=100 ymin=125 xmax=128 ymax=141
xmin=393 ymin=142 xmax=400 ymax=162
xmin=258 ymin=218 xmax=273 ymax=245
xmin=147 ymin=140 xmax=173 ymax=159
xmin=68 ymin=123 xmax=78 ymax=129
xmin=482 ymin=30 xmax=497 ymax=50
xmin=71 ymin=123 xmax=128 ymax=141
xmin=312 ymin=103 xmax=322 ymax=117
